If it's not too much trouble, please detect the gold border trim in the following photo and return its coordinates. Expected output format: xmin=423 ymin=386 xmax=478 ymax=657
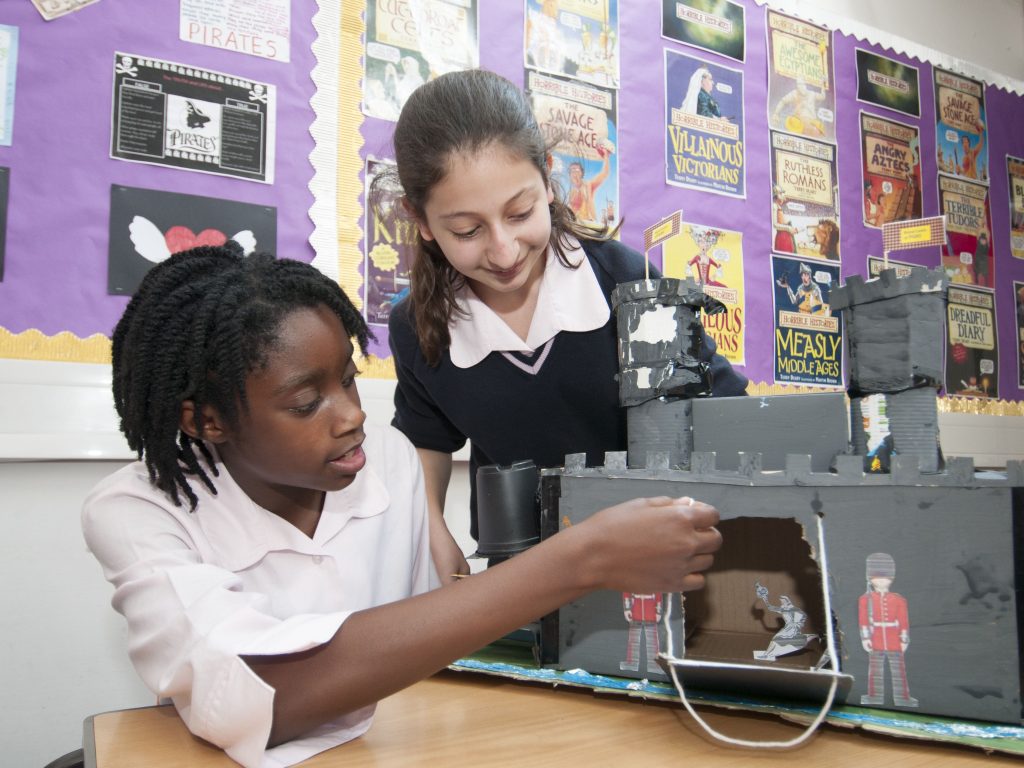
xmin=0 ymin=327 xmax=111 ymax=363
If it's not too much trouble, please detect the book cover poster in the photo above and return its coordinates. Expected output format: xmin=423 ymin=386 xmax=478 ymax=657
xmin=524 ymin=0 xmax=619 ymax=88
xmin=529 ymin=70 xmax=619 ymax=228
xmin=1007 ymin=155 xmax=1024 ymax=260
xmin=364 ymin=158 xmax=416 ymax=329
xmin=934 ymin=67 xmax=988 ymax=184
xmin=663 ymin=222 xmax=746 ymax=365
xmin=661 ymin=0 xmax=745 ymax=63
xmin=771 ymin=255 xmax=842 ymax=387
xmin=108 ymin=184 xmax=276 ymax=295
xmin=766 ymin=9 xmax=835 ymax=143
xmin=867 ymin=255 xmax=923 ymax=280
xmin=110 ymin=53 xmax=276 ymax=183
xmin=0 ymin=24 xmax=18 ymax=146
xmin=363 ymin=0 xmax=479 ymax=122
xmin=939 ymin=174 xmax=993 ymax=289
xmin=854 ymin=48 xmax=920 ymax=118
xmin=665 ymin=50 xmax=745 ymax=198
xmin=946 ymin=285 xmax=998 ymax=399
xmin=1015 ymin=281 xmax=1024 ymax=390
xmin=860 ymin=112 xmax=922 ymax=228
xmin=770 ymin=131 xmax=840 ymax=261
xmin=0 ymin=166 xmax=8 ymax=281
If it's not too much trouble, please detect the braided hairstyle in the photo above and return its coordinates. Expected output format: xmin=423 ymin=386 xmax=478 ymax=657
xmin=112 ymin=242 xmax=371 ymax=510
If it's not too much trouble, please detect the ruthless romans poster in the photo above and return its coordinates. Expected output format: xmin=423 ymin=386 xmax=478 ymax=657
xmin=665 ymin=50 xmax=745 ymax=198
xmin=766 ymin=9 xmax=835 ymax=143
xmin=528 ymin=70 xmax=619 ymax=228
xmin=860 ymin=112 xmax=922 ymax=228
xmin=770 ymin=131 xmax=839 ymax=260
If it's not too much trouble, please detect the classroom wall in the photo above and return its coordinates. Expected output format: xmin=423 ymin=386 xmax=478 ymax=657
xmin=1 ymin=2 xmax=1023 ymax=767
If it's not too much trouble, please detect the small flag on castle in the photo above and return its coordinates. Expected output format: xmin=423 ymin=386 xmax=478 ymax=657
xmin=642 ymin=210 xmax=683 ymax=280
xmin=881 ymin=215 xmax=946 ymax=269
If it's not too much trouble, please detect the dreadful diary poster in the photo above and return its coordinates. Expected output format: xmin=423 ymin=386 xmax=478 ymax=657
xmin=946 ymin=285 xmax=998 ymax=399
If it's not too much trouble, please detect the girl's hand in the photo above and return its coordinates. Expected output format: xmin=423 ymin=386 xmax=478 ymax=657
xmin=429 ymin=515 xmax=470 ymax=585
xmin=575 ymin=496 xmax=721 ymax=595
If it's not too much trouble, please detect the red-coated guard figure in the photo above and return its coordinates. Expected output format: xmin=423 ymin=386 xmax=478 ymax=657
xmin=858 ymin=552 xmax=919 ymax=707
xmin=620 ymin=592 xmax=664 ymax=674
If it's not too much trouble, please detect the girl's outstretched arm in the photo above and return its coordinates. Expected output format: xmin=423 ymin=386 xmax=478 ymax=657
xmin=245 ymin=495 xmax=720 ymax=747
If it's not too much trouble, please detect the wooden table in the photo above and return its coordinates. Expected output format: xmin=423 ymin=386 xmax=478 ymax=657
xmin=85 ymin=670 xmax=1018 ymax=767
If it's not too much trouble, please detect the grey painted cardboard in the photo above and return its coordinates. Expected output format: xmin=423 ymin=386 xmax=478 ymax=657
xmin=692 ymin=392 xmax=849 ymax=472
xmin=542 ymin=456 xmax=1022 ymax=723
xmin=831 ymin=267 xmax=948 ymax=393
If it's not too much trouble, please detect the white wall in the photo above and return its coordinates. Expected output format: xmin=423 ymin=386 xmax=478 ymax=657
xmin=3 ymin=3 xmax=1024 ymax=766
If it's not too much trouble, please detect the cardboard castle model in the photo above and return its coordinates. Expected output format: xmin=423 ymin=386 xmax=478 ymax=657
xmin=481 ymin=266 xmax=1023 ymax=725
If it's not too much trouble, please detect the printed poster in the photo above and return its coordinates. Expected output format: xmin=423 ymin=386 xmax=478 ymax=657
xmin=860 ymin=112 xmax=922 ymax=228
xmin=180 ymin=0 xmax=291 ymax=63
xmin=665 ymin=50 xmax=745 ymax=198
xmin=663 ymin=223 xmax=746 ymax=365
xmin=934 ymin=67 xmax=988 ymax=184
xmin=107 ymin=184 xmax=277 ymax=296
xmin=0 ymin=24 xmax=17 ymax=146
xmin=528 ymin=71 xmax=619 ymax=228
xmin=939 ymin=174 xmax=993 ymax=289
xmin=766 ymin=9 xmax=835 ymax=143
xmin=364 ymin=158 xmax=415 ymax=328
xmin=771 ymin=255 xmax=843 ymax=387
xmin=1015 ymin=281 xmax=1024 ymax=389
xmin=946 ymin=285 xmax=998 ymax=399
xmin=363 ymin=0 xmax=479 ymax=122
xmin=524 ymin=0 xmax=619 ymax=88
xmin=661 ymin=0 xmax=745 ymax=63
xmin=867 ymin=255 xmax=921 ymax=280
xmin=110 ymin=53 xmax=276 ymax=183
xmin=30 ymin=0 xmax=99 ymax=20
xmin=854 ymin=48 xmax=920 ymax=118
xmin=770 ymin=131 xmax=840 ymax=260
xmin=1007 ymin=155 xmax=1024 ymax=260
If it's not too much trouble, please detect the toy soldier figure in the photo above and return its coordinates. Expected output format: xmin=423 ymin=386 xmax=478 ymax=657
xmin=620 ymin=593 xmax=663 ymax=674
xmin=858 ymin=552 xmax=919 ymax=707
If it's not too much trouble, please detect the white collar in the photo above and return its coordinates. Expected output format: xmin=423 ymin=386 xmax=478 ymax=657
xmin=448 ymin=240 xmax=610 ymax=368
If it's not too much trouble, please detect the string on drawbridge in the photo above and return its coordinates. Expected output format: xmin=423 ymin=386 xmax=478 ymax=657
xmin=660 ymin=508 xmax=841 ymax=749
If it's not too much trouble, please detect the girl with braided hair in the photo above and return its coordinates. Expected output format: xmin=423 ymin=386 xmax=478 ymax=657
xmin=83 ymin=242 xmax=723 ymax=768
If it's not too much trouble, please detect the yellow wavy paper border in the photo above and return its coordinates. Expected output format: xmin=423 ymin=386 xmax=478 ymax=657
xmin=0 ymin=327 xmax=112 ymax=364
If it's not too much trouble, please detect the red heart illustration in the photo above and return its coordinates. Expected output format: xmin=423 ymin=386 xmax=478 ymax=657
xmin=164 ymin=226 xmax=228 ymax=254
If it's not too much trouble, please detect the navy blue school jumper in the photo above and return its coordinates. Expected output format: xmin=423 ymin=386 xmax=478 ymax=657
xmin=388 ymin=237 xmax=749 ymax=542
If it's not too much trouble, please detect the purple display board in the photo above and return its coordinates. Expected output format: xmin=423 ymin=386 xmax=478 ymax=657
xmin=1 ymin=0 xmax=1023 ymax=398
xmin=0 ymin=0 xmax=316 ymax=343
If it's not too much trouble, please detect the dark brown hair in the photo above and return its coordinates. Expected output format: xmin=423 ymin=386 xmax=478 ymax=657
xmin=372 ymin=68 xmax=610 ymax=365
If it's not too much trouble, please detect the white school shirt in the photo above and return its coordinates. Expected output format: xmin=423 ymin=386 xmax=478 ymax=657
xmin=448 ymin=239 xmax=610 ymax=368
xmin=82 ymin=426 xmax=439 ymax=768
